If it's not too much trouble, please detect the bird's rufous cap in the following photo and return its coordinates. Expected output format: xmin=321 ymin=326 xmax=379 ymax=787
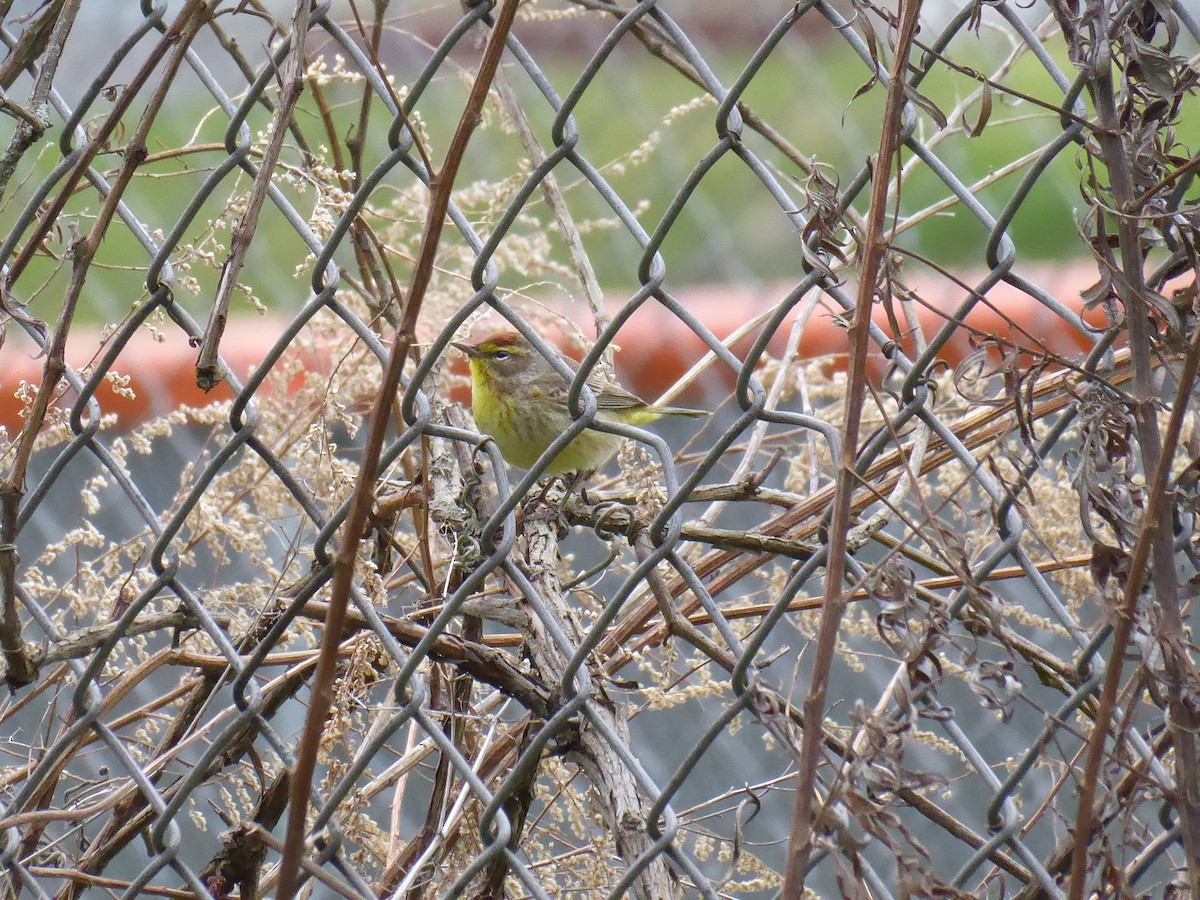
xmin=451 ymin=330 xmax=529 ymax=357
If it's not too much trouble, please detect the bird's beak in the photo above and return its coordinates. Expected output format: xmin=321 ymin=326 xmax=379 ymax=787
xmin=451 ymin=341 xmax=478 ymax=358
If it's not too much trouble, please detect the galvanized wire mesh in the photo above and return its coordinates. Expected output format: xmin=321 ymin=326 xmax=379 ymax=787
xmin=1 ymin=0 xmax=1199 ymax=897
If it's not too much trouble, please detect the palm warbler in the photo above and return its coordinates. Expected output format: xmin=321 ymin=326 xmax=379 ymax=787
xmin=453 ymin=330 xmax=704 ymax=474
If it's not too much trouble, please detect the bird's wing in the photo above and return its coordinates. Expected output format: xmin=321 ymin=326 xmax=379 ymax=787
xmin=588 ymin=376 xmax=649 ymax=411
xmin=541 ymin=362 xmax=652 ymax=410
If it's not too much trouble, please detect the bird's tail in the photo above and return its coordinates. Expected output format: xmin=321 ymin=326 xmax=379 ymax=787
xmin=655 ymin=405 xmax=707 ymax=418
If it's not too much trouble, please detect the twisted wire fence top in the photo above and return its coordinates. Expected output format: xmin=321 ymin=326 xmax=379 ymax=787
xmin=0 ymin=0 xmax=1198 ymax=897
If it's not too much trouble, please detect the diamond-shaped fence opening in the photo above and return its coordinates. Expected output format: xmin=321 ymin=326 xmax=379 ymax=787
xmin=1 ymin=1 xmax=1198 ymax=897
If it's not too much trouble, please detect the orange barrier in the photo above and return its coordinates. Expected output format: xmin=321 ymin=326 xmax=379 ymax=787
xmin=0 ymin=266 xmax=1110 ymax=435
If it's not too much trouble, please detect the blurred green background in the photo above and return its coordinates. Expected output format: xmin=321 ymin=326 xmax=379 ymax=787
xmin=4 ymin=0 xmax=1194 ymax=329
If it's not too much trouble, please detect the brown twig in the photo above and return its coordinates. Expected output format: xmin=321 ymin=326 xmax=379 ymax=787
xmin=491 ymin=65 xmax=610 ymax=338
xmin=1067 ymin=20 xmax=1200 ymax=899
xmin=196 ymin=2 xmax=310 ymax=391
xmin=781 ymin=0 xmax=924 ymax=890
xmin=0 ymin=0 xmax=79 ymax=201
xmin=275 ymin=2 xmax=523 ymax=896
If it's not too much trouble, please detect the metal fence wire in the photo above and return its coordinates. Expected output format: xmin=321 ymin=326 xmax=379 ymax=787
xmin=1 ymin=0 xmax=1199 ymax=896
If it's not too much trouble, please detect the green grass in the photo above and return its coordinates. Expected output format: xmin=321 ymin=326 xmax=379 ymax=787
xmin=4 ymin=25 xmax=1194 ymax=326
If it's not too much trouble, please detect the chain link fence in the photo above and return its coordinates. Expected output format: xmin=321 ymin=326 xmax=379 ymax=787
xmin=2 ymin=0 xmax=1199 ymax=897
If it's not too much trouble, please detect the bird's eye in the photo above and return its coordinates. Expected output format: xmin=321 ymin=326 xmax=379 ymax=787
xmin=493 ymin=350 xmax=511 ymax=360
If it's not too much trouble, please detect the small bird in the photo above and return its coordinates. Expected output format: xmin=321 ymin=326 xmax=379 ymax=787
xmin=453 ymin=330 xmax=705 ymax=474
